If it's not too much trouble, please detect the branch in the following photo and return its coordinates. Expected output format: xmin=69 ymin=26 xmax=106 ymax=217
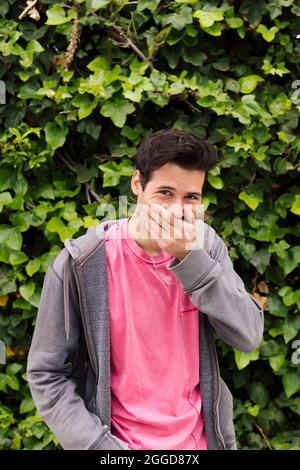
xmin=253 ymin=419 xmax=273 ymax=450
xmin=57 ymin=151 xmax=76 ymax=172
xmin=85 ymin=184 xmax=91 ymax=205
xmin=101 ymin=19 xmax=154 ymax=71
xmin=86 ymin=186 xmax=102 ymax=204
xmin=56 ymin=151 xmax=102 ymax=204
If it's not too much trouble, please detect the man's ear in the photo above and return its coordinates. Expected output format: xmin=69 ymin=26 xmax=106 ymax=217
xmin=131 ymin=169 xmax=141 ymax=196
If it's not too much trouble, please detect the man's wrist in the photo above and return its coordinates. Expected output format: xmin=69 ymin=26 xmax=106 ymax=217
xmin=175 ymin=250 xmax=191 ymax=262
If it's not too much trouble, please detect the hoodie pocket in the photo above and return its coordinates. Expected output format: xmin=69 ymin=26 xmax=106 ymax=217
xmin=218 ymin=378 xmax=237 ymax=450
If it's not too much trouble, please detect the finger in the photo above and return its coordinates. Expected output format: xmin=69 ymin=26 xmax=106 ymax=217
xmin=156 ymin=205 xmax=185 ymax=239
xmin=149 ymin=204 xmax=172 ymax=231
xmin=150 ymin=203 xmax=168 ymax=219
xmin=148 ymin=210 xmax=172 ymax=240
xmin=148 ymin=216 xmax=161 ymax=241
xmin=181 ymin=206 xmax=195 ymax=241
xmin=183 ymin=204 xmax=195 ymax=224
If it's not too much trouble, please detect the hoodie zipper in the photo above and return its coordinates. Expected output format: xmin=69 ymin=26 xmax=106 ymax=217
xmin=72 ymin=258 xmax=99 ymax=380
xmin=209 ymin=329 xmax=226 ymax=450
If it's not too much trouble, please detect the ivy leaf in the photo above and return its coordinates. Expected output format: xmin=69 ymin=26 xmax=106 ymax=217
xmin=58 ymin=202 xmax=78 ymax=222
xmin=45 ymin=120 xmax=68 ymax=150
xmin=283 ymin=370 xmax=300 ymax=398
xmin=9 ymin=251 xmax=28 ymax=266
xmin=9 ymin=212 xmax=32 ymax=232
xmin=100 ymin=97 xmax=135 ymax=128
xmin=72 ymin=94 xmax=98 ymax=120
xmin=193 ymin=9 xmax=224 ymax=28
xmin=212 ymin=57 xmax=230 ymax=71
xmin=0 ymin=166 xmax=13 ymax=192
xmin=207 ymin=175 xmax=224 ymax=190
xmin=249 ymin=382 xmax=269 ymax=408
xmin=239 ymin=191 xmax=263 ymax=210
xmin=162 ymin=7 xmax=193 ymax=30
xmin=99 ymin=161 xmax=120 ymax=187
xmin=26 ymin=258 xmax=41 ymax=277
xmin=6 ymin=363 xmax=22 ymax=376
xmin=277 ymin=246 xmax=300 ymax=275
xmin=46 ymin=217 xmax=80 ymax=242
xmin=75 ymin=164 xmax=98 ymax=184
xmin=0 ymin=192 xmax=13 ymax=210
xmin=268 ymin=293 xmax=288 ymax=317
xmin=77 ymin=118 xmax=101 ymax=140
xmin=6 ymin=375 xmax=19 ymax=391
xmin=269 ymin=316 xmax=300 ymax=343
xmin=0 ymin=267 xmax=16 ymax=296
xmin=118 ymin=159 xmax=135 ymax=177
xmin=20 ymin=396 xmax=35 ymax=414
xmin=201 ymin=22 xmax=225 ymax=36
xmin=257 ymin=24 xmax=279 ymax=42
xmin=19 ymin=40 xmax=44 ymax=68
xmin=99 ymin=159 xmax=134 ymax=187
xmin=234 ymin=348 xmax=260 ymax=370
xmin=0 ymin=225 xmax=22 ymax=250
xmin=90 ymin=0 xmax=110 ymax=11
xmin=250 ymin=249 xmax=271 ymax=274
xmin=269 ymin=355 xmax=286 ymax=372
xmin=273 ymin=158 xmax=294 ymax=175
xmin=239 ymin=75 xmax=264 ymax=94
xmin=53 ymin=180 xmax=81 ymax=198
xmin=20 ymin=281 xmax=35 ymax=303
xmin=137 ymin=0 xmax=161 ymax=13
xmin=183 ymin=50 xmax=207 ymax=66
xmin=45 ymin=5 xmax=77 ymax=25
xmin=225 ymin=17 xmax=244 ymax=28
xmin=290 ymin=195 xmax=300 ymax=215
xmin=282 ymin=289 xmax=300 ymax=309
xmin=87 ymin=57 xmax=110 ymax=73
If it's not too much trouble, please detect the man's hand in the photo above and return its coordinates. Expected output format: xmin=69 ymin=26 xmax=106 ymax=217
xmin=146 ymin=203 xmax=198 ymax=261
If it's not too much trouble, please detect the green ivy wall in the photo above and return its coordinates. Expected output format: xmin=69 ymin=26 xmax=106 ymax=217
xmin=0 ymin=0 xmax=299 ymax=450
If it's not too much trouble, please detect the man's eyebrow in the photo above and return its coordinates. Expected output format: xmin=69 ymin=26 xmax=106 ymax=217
xmin=155 ymin=186 xmax=202 ymax=196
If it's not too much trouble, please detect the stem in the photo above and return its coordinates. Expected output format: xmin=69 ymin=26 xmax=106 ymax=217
xmin=56 ymin=151 xmax=102 ymax=203
xmin=253 ymin=419 xmax=273 ymax=450
xmin=99 ymin=17 xmax=153 ymax=70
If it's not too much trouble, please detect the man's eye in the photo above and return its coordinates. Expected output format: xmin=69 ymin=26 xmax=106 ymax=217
xmin=159 ymin=191 xmax=171 ymax=196
xmin=158 ymin=191 xmax=198 ymax=200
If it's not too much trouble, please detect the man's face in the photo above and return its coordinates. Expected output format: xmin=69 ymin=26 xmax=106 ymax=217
xmin=131 ymin=162 xmax=206 ymax=220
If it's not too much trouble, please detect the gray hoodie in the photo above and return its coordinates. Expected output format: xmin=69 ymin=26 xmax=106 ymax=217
xmin=26 ymin=218 xmax=264 ymax=450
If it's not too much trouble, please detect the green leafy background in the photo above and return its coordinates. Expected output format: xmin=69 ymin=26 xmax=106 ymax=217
xmin=0 ymin=0 xmax=299 ymax=450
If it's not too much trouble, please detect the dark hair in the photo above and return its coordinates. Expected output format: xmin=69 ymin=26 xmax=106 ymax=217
xmin=134 ymin=129 xmax=219 ymax=190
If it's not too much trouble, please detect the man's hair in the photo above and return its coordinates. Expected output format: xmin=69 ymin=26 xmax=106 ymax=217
xmin=134 ymin=129 xmax=219 ymax=190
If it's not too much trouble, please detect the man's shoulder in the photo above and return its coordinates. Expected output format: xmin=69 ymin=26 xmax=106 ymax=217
xmin=50 ymin=218 xmax=121 ymax=278
xmin=65 ymin=218 xmax=122 ymax=258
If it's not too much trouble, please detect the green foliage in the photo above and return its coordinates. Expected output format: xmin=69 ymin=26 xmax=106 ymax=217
xmin=0 ymin=0 xmax=299 ymax=450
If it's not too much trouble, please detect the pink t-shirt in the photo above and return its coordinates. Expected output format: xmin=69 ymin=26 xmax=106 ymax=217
xmin=104 ymin=218 xmax=207 ymax=450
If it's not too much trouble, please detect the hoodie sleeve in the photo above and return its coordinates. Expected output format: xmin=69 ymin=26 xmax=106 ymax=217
xmin=167 ymin=232 xmax=264 ymax=353
xmin=26 ymin=250 xmax=130 ymax=450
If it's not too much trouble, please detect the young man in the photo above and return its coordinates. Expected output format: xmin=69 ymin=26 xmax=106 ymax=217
xmin=27 ymin=129 xmax=264 ymax=450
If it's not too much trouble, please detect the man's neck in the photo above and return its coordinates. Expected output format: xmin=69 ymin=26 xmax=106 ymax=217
xmin=127 ymin=216 xmax=162 ymax=257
